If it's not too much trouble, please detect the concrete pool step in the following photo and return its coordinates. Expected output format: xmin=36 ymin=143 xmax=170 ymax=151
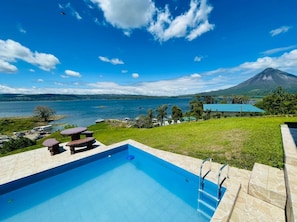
xmin=248 ymin=163 xmax=286 ymax=209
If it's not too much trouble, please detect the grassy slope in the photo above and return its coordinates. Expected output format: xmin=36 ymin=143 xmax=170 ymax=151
xmin=2 ymin=116 xmax=297 ymax=170
xmin=88 ymin=116 xmax=296 ymax=170
xmin=0 ymin=117 xmax=40 ymax=135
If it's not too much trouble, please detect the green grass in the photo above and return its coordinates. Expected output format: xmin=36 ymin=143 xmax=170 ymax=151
xmin=2 ymin=116 xmax=297 ymax=170
xmin=88 ymin=116 xmax=295 ymax=170
xmin=0 ymin=117 xmax=41 ymax=135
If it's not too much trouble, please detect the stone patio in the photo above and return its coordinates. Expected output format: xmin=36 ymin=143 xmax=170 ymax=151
xmin=1 ymin=124 xmax=297 ymax=221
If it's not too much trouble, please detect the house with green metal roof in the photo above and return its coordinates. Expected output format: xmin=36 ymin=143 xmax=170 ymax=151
xmin=203 ymin=104 xmax=265 ymax=114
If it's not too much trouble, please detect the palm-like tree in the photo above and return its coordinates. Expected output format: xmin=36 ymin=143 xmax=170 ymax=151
xmin=156 ymin=104 xmax=168 ymax=126
xmin=171 ymin=105 xmax=183 ymax=123
xmin=147 ymin=109 xmax=153 ymax=127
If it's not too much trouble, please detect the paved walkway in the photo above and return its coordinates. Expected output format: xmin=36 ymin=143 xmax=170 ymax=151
xmin=1 ymin=126 xmax=296 ymax=221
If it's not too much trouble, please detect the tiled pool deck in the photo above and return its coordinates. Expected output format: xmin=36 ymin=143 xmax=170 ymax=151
xmin=1 ymin=124 xmax=296 ymax=221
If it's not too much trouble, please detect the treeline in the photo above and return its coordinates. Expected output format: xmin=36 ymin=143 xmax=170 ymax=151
xmin=133 ymin=87 xmax=297 ymax=128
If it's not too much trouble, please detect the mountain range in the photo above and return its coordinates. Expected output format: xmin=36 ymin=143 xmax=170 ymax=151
xmin=205 ymin=68 xmax=297 ymax=96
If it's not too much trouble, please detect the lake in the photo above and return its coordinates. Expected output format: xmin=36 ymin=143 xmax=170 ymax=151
xmin=0 ymin=98 xmax=192 ymax=128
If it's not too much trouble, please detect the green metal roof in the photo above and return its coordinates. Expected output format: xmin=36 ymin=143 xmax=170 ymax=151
xmin=203 ymin=104 xmax=265 ymax=113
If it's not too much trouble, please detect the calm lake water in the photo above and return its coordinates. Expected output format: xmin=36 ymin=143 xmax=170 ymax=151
xmin=0 ymin=98 xmax=192 ymax=128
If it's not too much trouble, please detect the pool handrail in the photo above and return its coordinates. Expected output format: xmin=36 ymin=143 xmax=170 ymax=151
xmin=199 ymin=157 xmax=212 ymax=189
xmin=217 ymin=163 xmax=229 ymax=201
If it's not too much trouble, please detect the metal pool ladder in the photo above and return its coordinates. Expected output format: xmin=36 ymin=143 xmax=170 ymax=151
xmin=197 ymin=158 xmax=229 ymax=219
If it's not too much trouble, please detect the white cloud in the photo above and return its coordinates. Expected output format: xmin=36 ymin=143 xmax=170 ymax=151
xmin=239 ymin=49 xmax=297 ymax=72
xmin=37 ymin=79 xmax=44 ymax=82
xmin=191 ymin=73 xmax=201 ymax=78
xmin=94 ymin=18 xmax=101 ymax=25
xmin=132 ymin=73 xmax=139 ymax=78
xmin=61 ymin=75 xmax=69 ymax=78
xmin=186 ymin=20 xmax=214 ymax=41
xmin=91 ymin=0 xmax=214 ymax=42
xmin=270 ymin=26 xmax=291 ymax=37
xmin=149 ymin=0 xmax=214 ymax=41
xmin=54 ymin=82 xmax=65 ymax=86
xmin=0 ymin=59 xmax=17 ymax=73
xmin=59 ymin=3 xmax=82 ymax=20
xmin=261 ymin=45 xmax=297 ymax=55
xmin=99 ymin=56 xmax=124 ymax=65
xmin=123 ymin=30 xmax=132 ymax=37
xmin=194 ymin=56 xmax=203 ymax=62
xmin=0 ymin=84 xmax=30 ymax=93
xmin=91 ymin=0 xmax=155 ymax=29
xmin=17 ymin=24 xmax=26 ymax=34
xmin=0 ymin=39 xmax=60 ymax=73
xmin=65 ymin=70 xmax=82 ymax=77
xmin=86 ymin=72 xmax=224 ymax=95
xmin=0 ymin=71 xmax=223 ymax=95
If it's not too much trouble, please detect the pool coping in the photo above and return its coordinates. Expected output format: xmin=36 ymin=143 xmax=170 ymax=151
xmin=281 ymin=125 xmax=297 ymax=221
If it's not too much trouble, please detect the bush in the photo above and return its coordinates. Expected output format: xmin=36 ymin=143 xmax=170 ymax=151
xmin=1 ymin=137 xmax=36 ymax=154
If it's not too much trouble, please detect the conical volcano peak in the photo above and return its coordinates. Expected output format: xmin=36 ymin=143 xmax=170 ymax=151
xmin=204 ymin=68 xmax=297 ymax=96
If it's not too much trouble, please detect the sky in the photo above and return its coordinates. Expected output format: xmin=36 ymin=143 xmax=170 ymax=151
xmin=0 ymin=0 xmax=297 ymax=96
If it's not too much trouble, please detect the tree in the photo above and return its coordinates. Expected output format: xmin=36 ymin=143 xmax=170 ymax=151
xmin=189 ymin=95 xmax=203 ymax=120
xmin=133 ymin=109 xmax=154 ymax=128
xmin=147 ymin=109 xmax=153 ymax=127
xmin=134 ymin=115 xmax=150 ymax=128
xmin=34 ymin=106 xmax=56 ymax=122
xmin=231 ymin=95 xmax=250 ymax=104
xmin=202 ymin=95 xmax=213 ymax=104
xmin=255 ymin=87 xmax=297 ymax=115
xmin=171 ymin=105 xmax=183 ymax=123
xmin=156 ymin=104 xmax=168 ymax=126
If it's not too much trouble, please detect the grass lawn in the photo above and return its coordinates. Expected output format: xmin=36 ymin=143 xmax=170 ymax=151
xmin=88 ymin=116 xmax=297 ymax=170
xmin=2 ymin=116 xmax=297 ymax=170
xmin=0 ymin=117 xmax=41 ymax=135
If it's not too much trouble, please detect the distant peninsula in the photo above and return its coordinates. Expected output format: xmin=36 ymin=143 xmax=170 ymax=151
xmin=0 ymin=94 xmax=190 ymax=102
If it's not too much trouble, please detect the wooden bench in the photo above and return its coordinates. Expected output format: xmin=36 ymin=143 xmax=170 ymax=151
xmin=81 ymin=130 xmax=94 ymax=137
xmin=66 ymin=137 xmax=96 ymax=154
xmin=43 ymin=138 xmax=60 ymax=155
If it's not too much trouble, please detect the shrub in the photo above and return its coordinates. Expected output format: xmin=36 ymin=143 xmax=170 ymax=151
xmin=1 ymin=137 xmax=36 ymax=154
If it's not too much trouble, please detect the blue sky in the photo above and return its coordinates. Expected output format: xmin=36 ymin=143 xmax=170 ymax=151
xmin=0 ymin=0 xmax=297 ymax=96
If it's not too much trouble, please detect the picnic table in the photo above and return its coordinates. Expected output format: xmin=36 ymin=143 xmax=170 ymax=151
xmin=43 ymin=138 xmax=60 ymax=155
xmin=60 ymin=127 xmax=87 ymax=141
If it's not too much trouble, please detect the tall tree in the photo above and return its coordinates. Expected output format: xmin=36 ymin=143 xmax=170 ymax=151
xmin=156 ymin=104 xmax=168 ymax=126
xmin=147 ymin=108 xmax=153 ymax=127
xmin=171 ymin=105 xmax=183 ymax=123
xmin=203 ymin=95 xmax=213 ymax=104
xmin=34 ymin=106 xmax=56 ymax=122
xmin=189 ymin=95 xmax=203 ymax=120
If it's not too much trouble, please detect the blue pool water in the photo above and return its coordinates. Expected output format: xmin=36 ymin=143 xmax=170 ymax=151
xmin=0 ymin=145 xmax=225 ymax=222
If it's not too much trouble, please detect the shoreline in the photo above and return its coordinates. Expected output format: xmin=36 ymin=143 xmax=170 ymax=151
xmin=0 ymin=115 xmax=66 ymax=121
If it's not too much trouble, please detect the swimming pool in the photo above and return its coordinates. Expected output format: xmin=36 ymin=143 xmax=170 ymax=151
xmin=0 ymin=145 xmax=225 ymax=221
